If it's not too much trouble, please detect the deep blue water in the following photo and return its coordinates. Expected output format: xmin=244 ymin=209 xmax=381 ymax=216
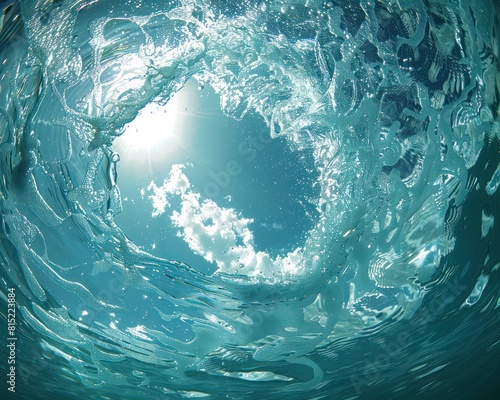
xmin=0 ymin=0 xmax=499 ymax=399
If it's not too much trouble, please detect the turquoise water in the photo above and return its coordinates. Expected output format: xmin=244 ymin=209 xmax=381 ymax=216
xmin=0 ymin=0 xmax=499 ymax=399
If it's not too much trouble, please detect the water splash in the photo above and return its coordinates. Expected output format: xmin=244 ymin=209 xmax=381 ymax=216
xmin=1 ymin=0 xmax=499 ymax=399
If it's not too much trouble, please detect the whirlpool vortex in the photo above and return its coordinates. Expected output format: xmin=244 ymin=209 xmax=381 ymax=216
xmin=0 ymin=0 xmax=499 ymax=399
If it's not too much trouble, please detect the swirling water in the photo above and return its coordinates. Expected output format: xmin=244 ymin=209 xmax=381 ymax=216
xmin=0 ymin=0 xmax=499 ymax=399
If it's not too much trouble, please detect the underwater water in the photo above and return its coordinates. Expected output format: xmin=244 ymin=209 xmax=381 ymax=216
xmin=0 ymin=0 xmax=499 ymax=398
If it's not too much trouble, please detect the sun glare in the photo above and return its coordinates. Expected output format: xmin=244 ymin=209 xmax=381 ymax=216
xmin=111 ymin=79 xmax=205 ymax=173
xmin=115 ymin=94 xmax=183 ymax=153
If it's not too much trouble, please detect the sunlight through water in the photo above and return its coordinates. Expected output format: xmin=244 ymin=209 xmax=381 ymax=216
xmin=0 ymin=0 xmax=499 ymax=399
